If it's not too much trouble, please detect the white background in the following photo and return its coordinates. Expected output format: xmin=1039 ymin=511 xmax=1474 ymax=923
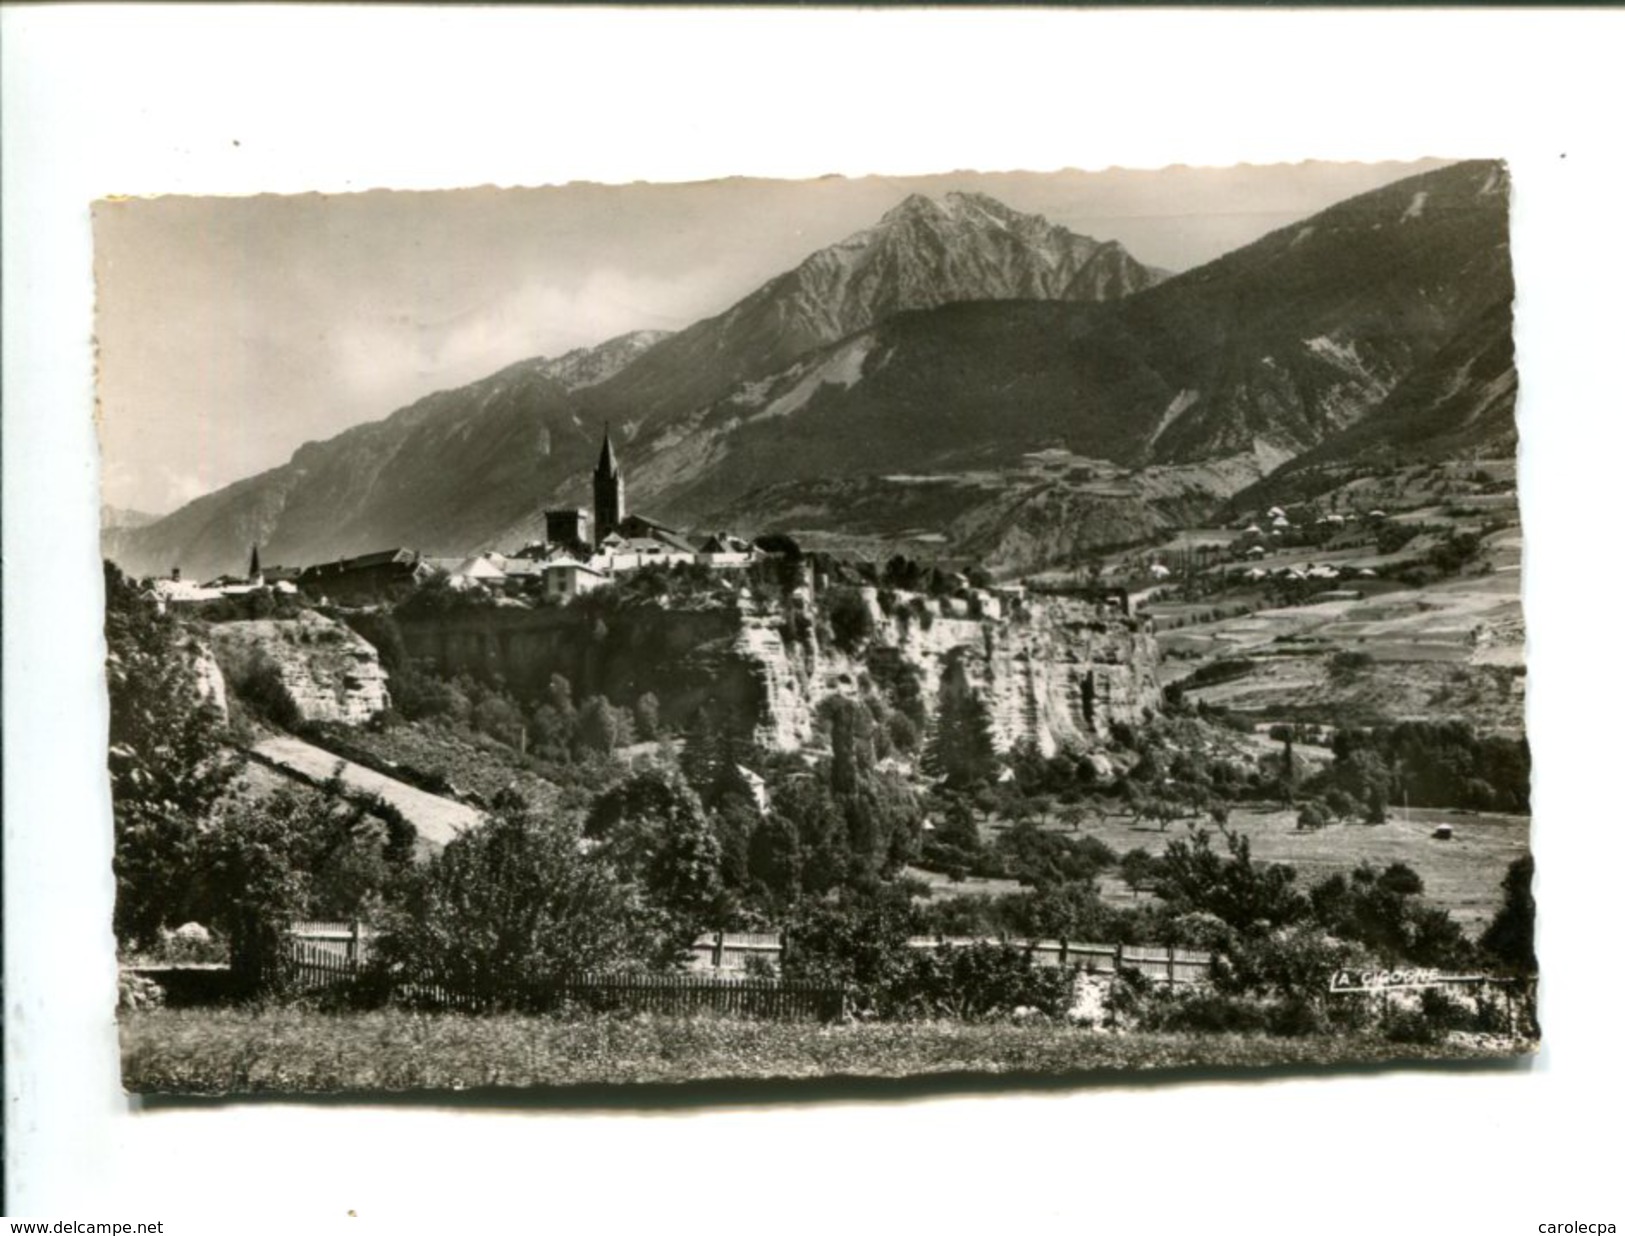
xmin=4 ymin=8 xmax=1623 ymax=1233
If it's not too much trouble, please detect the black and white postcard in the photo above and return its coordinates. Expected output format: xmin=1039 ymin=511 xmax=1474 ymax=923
xmin=96 ymin=159 xmax=1538 ymax=1094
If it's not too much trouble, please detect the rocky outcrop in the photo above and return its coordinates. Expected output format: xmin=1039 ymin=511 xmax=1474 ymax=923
xmin=396 ymin=573 xmax=1159 ymax=755
xmin=209 ymin=611 xmax=390 ymax=725
xmin=190 ymin=641 xmax=229 ymax=719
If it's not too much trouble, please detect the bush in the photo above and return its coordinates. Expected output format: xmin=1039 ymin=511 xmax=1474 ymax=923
xmin=231 ymin=650 xmax=302 ymax=729
xmin=826 ymin=587 xmax=876 ymax=653
xmin=1297 ymin=800 xmax=1332 ymax=831
xmin=883 ymin=942 xmax=1077 ymax=1020
xmin=118 ymin=970 xmax=167 ymax=1013
xmin=1327 ymin=650 xmax=1374 ymax=685
xmin=1139 ymin=990 xmax=1270 ymax=1035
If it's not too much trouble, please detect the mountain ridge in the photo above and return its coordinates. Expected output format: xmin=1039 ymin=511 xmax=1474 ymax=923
xmin=104 ymin=166 xmax=1513 ymax=581
xmin=605 ymin=160 xmax=1511 ymax=535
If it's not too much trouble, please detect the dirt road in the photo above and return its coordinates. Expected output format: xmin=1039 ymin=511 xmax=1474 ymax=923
xmin=251 ymin=734 xmax=482 ymax=850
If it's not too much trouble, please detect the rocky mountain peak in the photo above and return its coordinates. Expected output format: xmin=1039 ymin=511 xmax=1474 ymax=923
xmin=879 ymin=192 xmax=946 ymax=223
xmin=777 ymin=190 xmax=1158 ymax=339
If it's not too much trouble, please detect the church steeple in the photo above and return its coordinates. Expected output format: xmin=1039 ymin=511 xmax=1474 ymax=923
xmin=592 ymin=424 xmax=625 ymax=547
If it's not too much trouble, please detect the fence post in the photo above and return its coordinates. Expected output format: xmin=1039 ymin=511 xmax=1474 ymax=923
xmin=349 ymin=920 xmax=363 ymax=966
xmin=1167 ymin=943 xmax=1177 ymax=985
xmin=1114 ymin=942 xmax=1124 ymax=974
xmin=712 ymin=931 xmax=725 ymax=971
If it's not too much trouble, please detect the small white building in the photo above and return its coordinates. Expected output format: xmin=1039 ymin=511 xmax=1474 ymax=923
xmin=542 ymin=560 xmax=609 ymax=600
xmin=442 ymin=552 xmax=508 ymax=589
xmin=145 ymin=577 xmax=225 ymax=612
xmin=697 ymin=533 xmax=757 ymax=569
xmin=595 ymin=536 xmax=697 ymax=574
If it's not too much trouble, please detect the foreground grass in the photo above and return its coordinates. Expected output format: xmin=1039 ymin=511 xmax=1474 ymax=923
xmin=121 ymin=1008 xmax=1530 ymax=1094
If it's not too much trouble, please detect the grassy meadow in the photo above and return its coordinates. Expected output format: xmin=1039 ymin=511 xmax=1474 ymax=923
xmin=121 ymin=1007 xmax=1531 ymax=1095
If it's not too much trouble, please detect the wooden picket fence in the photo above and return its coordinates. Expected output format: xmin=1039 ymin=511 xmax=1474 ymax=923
xmin=282 ymin=922 xmax=1211 ymax=1012
xmin=907 ymin=938 xmax=1210 ymax=985
xmin=681 ymin=929 xmax=1213 ymax=985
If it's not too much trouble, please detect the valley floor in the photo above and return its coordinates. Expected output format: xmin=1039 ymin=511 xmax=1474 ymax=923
xmin=909 ymin=805 xmax=1529 ymax=934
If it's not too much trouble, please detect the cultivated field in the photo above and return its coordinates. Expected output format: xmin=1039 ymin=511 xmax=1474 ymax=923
xmin=1148 ymin=458 xmax=1525 ymax=730
xmin=121 ymin=1007 xmax=1530 ymax=1094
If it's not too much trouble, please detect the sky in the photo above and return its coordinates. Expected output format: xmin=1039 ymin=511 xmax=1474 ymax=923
xmin=94 ymin=159 xmax=1445 ymax=516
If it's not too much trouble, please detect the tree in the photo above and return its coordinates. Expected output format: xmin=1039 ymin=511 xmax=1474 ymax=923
xmin=1324 ymin=788 xmax=1358 ymax=822
xmin=104 ymin=561 xmax=241 ymax=948
xmin=193 ymin=793 xmax=311 ymax=992
xmin=826 ymin=586 xmax=876 ymax=653
xmin=1332 ymin=746 xmax=1390 ymax=823
xmin=1156 ymin=829 xmax=1307 ymax=932
xmin=680 ymin=706 xmax=721 ymax=797
xmin=746 ymin=811 xmax=802 ymax=909
xmin=1480 ymin=855 xmax=1537 ymax=972
xmin=1307 ymin=862 xmax=1465 ymax=967
xmin=886 ymin=711 xmax=921 ymax=756
xmin=922 ymin=658 xmax=998 ymax=790
xmin=1269 ymin=724 xmax=1296 ymax=801
xmin=190 ymin=783 xmax=413 ymax=992
xmin=633 ymin=691 xmax=662 ymax=742
xmin=575 ymin=694 xmax=631 ymax=756
xmin=770 ymin=770 xmax=849 ymax=896
xmin=1376 ymin=862 xmax=1425 ymax=898
xmin=1296 ymin=800 xmax=1332 ymax=831
xmin=826 ymin=696 xmax=877 ymax=798
xmin=472 ymin=693 xmax=526 ymax=750
xmin=530 ymin=702 xmax=575 ymax=764
xmin=1057 ymin=802 xmax=1093 ymax=834
xmin=375 ymin=799 xmax=652 ymax=1004
xmin=1120 ymin=848 xmax=1160 ymax=898
xmin=586 ymin=769 xmax=728 ymax=962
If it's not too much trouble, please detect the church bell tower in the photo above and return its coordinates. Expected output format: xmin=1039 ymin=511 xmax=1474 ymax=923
xmin=592 ymin=424 xmax=624 ymax=548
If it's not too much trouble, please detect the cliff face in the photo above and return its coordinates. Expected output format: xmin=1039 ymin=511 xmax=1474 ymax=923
xmin=398 ymin=603 xmax=760 ymax=733
xmin=209 ymin=612 xmax=391 ymax=725
xmin=739 ymin=582 xmax=1160 ymax=754
xmin=396 ymin=576 xmax=1160 ymax=755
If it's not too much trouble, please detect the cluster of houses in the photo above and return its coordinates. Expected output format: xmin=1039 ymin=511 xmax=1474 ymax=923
xmin=1236 ymin=562 xmax=1378 ymax=585
xmin=1135 ymin=501 xmax=1394 ymax=592
xmin=148 ymin=428 xmax=763 ymax=610
xmin=1237 ymin=504 xmax=1388 ymax=547
xmin=1225 ymin=503 xmax=1389 ymax=581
